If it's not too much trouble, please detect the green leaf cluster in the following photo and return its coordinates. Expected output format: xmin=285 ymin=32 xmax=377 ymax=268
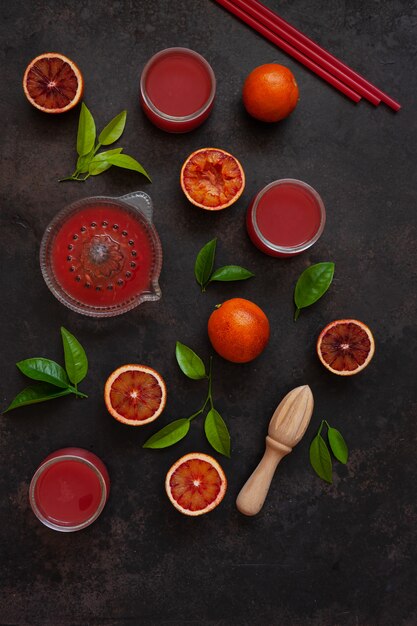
xmin=143 ymin=342 xmax=231 ymax=457
xmin=4 ymin=327 xmax=88 ymax=413
xmin=294 ymin=262 xmax=335 ymax=320
xmin=195 ymin=239 xmax=254 ymax=292
xmin=309 ymin=420 xmax=348 ymax=483
xmin=60 ymin=103 xmax=151 ymax=182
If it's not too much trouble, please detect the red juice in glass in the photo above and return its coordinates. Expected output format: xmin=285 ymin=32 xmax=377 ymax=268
xmin=29 ymin=448 xmax=110 ymax=532
xmin=40 ymin=193 xmax=162 ymax=317
xmin=140 ymin=47 xmax=216 ymax=132
xmin=246 ymin=179 xmax=326 ymax=257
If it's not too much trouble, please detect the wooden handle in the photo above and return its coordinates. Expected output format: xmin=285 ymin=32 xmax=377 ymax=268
xmin=236 ymin=437 xmax=292 ymax=516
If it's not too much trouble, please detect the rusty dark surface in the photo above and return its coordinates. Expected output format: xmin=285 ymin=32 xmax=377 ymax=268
xmin=1 ymin=1 xmax=416 ymax=625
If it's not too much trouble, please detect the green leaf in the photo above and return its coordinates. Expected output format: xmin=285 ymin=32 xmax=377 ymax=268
xmin=143 ymin=419 xmax=190 ymax=449
xmin=204 ymin=408 xmax=231 ymax=457
xmin=309 ymin=434 xmax=333 ymax=483
xmin=194 ymin=239 xmax=217 ymax=288
xmin=294 ymin=262 xmax=335 ymax=321
xmin=76 ymin=148 xmax=94 ymax=174
xmin=60 ymin=327 xmax=88 ymax=385
xmin=3 ymin=383 xmax=72 ymax=413
xmin=208 ymin=265 xmax=254 ymax=284
xmin=328 ymin=427 xmax=348 ymax=464
xmin=88 ymin=148 xmax=123 ymax=176
xmin=89 ymin=161 xmax=111 ymax=176
xmin=98 ymin=110 xmax=127 ymax=145
xmin=90 ymin=148 xmax=123 ymax=162
xmin=175 ymin=342 xmax=206 ymax=380
xmin=105 ymin=154 xmax=151 ymax=181
xmin=77 ymin=103 xmax=96 ymax=157
xmin=16 ymin=358 xmax=70 ymax=389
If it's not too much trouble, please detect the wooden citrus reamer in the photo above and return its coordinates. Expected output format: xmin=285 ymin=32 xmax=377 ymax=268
xmin=236 ymin=385 xmax=314 ymax=516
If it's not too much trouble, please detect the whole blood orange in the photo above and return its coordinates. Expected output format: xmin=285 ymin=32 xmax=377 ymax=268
xmin=180 ymin=148 xmax=245 ymax=210
xmin=208 ymin=297 xmax=270 ymax=363
xmin=242 ymin=63 xmax=299 ymax=122
xmin=104 ymin=364 xmax=167 ymax=425
xmin=317 ymin=319 xmax=375 ymax=376
xmin=165 ymin=453 xmax=227 ymax=516
xmin=23 ymin=53 xmax=84 ymax=113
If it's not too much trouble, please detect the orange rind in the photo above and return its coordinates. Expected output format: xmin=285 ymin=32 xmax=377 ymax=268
xmin=317 ymin=319 xmax=375 ymax=376
xmin=180 ymin=148 xmax=245 ymax=210
xmin=104 ymin=364 xmax=166 ymax=425
xmin=23 ymin=52 xmax=84 ymax=113
xmin=165 ymin=453 xmax=227 ymax=516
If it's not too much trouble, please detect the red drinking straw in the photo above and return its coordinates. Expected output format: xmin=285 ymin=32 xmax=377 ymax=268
xmin=230 ymin=0 xmax=380 ymax=106
xmin=214 ymin=0 xmax=361 ymax=103
xmin=243 ymin=0 xmax=401 ymax=111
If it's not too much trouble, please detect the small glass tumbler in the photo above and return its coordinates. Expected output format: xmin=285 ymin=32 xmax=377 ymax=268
xmin=246 ymin=179 xmax=326 ymax=257
xmin=29 ymin=448 xmax=110 ymax=532
xmin=140 ymin=47 xmax=216 ymax=133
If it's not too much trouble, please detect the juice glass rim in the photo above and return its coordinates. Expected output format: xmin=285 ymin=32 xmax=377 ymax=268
xmin=251 ymin=178 xmax=326 ymax=254
xmin=140 ymin=47 xmax=216 ymax=122
xmin=29 ymin=453 xmax=108 ymax=532
xmin=39 ymin=193 xmax=162 ymax=318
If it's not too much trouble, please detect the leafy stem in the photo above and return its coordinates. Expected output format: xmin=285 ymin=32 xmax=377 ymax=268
xmin=309 ymin=419 xmax=349 ymax=483
xmin=59 ymin=175 xmax=83 ymax=182
xmin=60 ymin=104 xmax=150 ymax=182
xmin=68 ymin=386 xmax=88 ymax=398
xmin=188 ymin=405 xmax=206 ymax=421
xmin=143 ymin=344 xmax=231 ymax=456
xmin=194 ymin=238 xmax=254 ymax=292
xmin=208 ymin=356 xmax=214 ymax=409
xmin=188 ymin=357 xmax=214 ymax=421
xmin=59 ymin=172 xmax=91 ymax=182
xmin=3 ymin=327 xmax=89 ymax=413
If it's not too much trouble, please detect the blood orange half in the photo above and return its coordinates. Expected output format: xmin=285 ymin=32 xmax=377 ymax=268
xmin=180 ymin=148 xmax=245 ymax=210
xmin=23 ymin=53 xmax=84 ymax=113
xmin=165 ymin=453 xmax=227 ymax=516
xmin=317 ymin=319 xmax=375 ymax=376
xmin=104 ymin=364 xmax=167 ymax=425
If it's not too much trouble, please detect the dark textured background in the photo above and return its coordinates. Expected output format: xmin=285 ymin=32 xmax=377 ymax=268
xmin=1 ymin=1 xmax=416 ymax=625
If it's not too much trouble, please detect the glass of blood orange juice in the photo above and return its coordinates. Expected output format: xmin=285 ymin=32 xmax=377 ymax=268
xmin=140 ymin=47 xmax=216 ymax=132
xmin=246 ymin=179 xmax=326 ymax=257
xmin=29 ymin=448 xmax=110 ymax=532
xmin=40 ymin=191 xmax=162 ymax=317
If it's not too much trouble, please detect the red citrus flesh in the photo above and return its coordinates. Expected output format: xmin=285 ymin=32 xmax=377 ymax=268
xmin=180 ymin=148 xmax=245 ymax=210
xmin=104 ymin=365 xmax=166 ymax=425
xmin=23 ymin=53 xmax=83 ymax=113
xmin=165 ymin=453 xmax=227 ymax=516
xmin=317 ymin=319 xmax=375 ymax=376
